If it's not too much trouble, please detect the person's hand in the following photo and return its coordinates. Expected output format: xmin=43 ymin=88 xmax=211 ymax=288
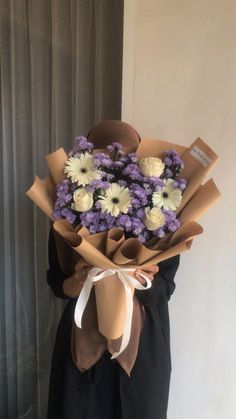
xmin=74 ymin=259 xmax=91 ymax=283
xmin=134 ymin=265 xmax=159 ymax=286
xmin=62 ymin=259 xmax=91 ymax=298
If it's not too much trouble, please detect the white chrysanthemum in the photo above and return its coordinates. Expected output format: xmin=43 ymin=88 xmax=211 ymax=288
xmin=98 ymin=183 xmax=132 ymax=217
xmin=64 ymin=152 xmax=100 ymax=186
xmin=152 ymin=179 xmax=182 ymax=210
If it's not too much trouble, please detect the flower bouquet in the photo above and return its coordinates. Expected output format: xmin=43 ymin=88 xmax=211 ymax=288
xmin=26 ymin=122 xmax=221 ymax=373
xmin=53 ymin=137 xmax=186 ymax=241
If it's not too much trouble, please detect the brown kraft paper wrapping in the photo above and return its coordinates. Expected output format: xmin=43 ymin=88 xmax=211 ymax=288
xmin=26 ymin=135 xmax=221 ymax=374
xmin=53 ymin=219 xmax=204 ymax=337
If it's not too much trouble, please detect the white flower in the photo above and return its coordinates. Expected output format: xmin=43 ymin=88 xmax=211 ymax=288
xmin=64 ymin=152 xmax=100 ymax=186
xmin=71 ymin=188 xmax=93 ymax=212
xmin=139 ymin=157 xmax=165 ymax=177
xmin=144 ymin=207 xmax=166 ymax=231
xmin=98 ymin=183 xmax=132 ymax=217
xmin=152 ymin=179 xmax=182 ymax=210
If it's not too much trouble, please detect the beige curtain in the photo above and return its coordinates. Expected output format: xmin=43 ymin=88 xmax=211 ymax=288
xmin=0 ymin=1 xmax=123 ymax=418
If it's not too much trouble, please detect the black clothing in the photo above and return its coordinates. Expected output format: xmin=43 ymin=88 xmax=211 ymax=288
xmin=47 ymin=230 xmax=180 ymax=419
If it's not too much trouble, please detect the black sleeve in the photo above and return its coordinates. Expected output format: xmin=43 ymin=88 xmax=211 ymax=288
xmin=135 ymin=255 xmax=180 ymax=307
xmin=46 ymin=229 xmax=69 ymax=300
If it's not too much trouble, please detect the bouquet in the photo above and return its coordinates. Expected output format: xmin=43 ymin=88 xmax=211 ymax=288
xmin=26 ymin=125 xmax=221 ymax=374
xmin=53 ymin=136 xmax=187 ymax=242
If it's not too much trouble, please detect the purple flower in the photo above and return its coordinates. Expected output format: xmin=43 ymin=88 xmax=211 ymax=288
xmin=113 ymin=160 xmax=125 ymax=169
xmin=131 ymin=188 xmax=148 ymax=206
xmin=64 ymin=193 xmax=72 ymax=203
xmin=167 ymin=219 xmax=180 ymax=232
xmin=52 ymin=209 xmax=63 ymax=220
xmin=95 ymin=201 xmax=102 ymax=209
xmin=165 ymin=168 xmax=173 ymax=178
xmin=164 ymin=150 xmax=178 ymax=158
xmin=129 ymin=183 xmax=143 ymax=191
xmin=136 ymin=208 xmax=145 ymax=219
xmin=146 ymin=176 xmax=164 ymax=189
xmin=119 ymin=155 xmax=131 ymax=164
xmin=97 ymin=223 xmax=108 ymax=232
xmin=131 ymin=217 xmax=144 ymax=235
xmin=86 ymin=179 xmax=110 ymax=192
xmin=162 ymin=209 xmax=176 ymax=220
xmin=74 ymin=136 xmax=94 ymax=152
xmin=94 ymin=152 xmax=113 ymax=168
xmin=60 ymin=208 xmax=77 ymax=224
xmin=176 ymin=178 xmax=187 ymax=190
xmin=163 ymin=156 xmax=172 ymax=166
xmin=80 ymin=209 xmax=117 ymax=233
xmin=127 ymin=153 xmax=138 ymax=163
xmin=173 ymin=155 xmax=184 ymax=166
xmin=122 ymin=164 xmax=143 ymax=181
xmin=101 ymin=213 xmax=116 ymax=228
xmin=106 ymin=142 xmax=123 ymax=153
xmin=118 ymin=179 xmax=128 ymax=187
xmin=162 ymin=150 xmax=184 ymax=178
xmin=153 ymin=228 xmax=166 ymax=238
xmin=137 ymin=230 xmax=150 ymax=243
xmin=117 ymin=214 xmax=132 ymax=231
xmin=56 ymin=179 xmax=70 ymax=193
xmin=163 ymin=209 xmax=180 ymax=232
xmin=105 ymin=173 xmax=115 ymax=181
xmin=80 ymin=211 xmax=99 ymax=226
xmin=143 ymin=183 xmax=153 ymax=194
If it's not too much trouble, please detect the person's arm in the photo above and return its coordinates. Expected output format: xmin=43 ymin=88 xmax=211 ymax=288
xmin=135 ymin=255 xmax=180 ymax=306
xmin=47 ymin=228 xmax=69 ymax=299
xmin=47 ymin=229 xmax=89 ymax=299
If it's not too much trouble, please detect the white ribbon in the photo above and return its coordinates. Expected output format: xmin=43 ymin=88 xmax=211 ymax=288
xmin=74 ymin=267 xmax=152 ymax=359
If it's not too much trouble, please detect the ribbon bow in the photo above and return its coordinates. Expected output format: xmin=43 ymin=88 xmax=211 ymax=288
xmin=74 ymin=267 xmax=152 ymax=358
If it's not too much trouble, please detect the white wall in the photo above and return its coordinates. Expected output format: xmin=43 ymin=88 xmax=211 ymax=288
xmin=122 ymin=1 xmax=236 ymax=418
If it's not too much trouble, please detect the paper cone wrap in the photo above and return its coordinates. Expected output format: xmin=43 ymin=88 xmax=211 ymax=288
xmin=95 ymin=275 xmax=129 ymax=340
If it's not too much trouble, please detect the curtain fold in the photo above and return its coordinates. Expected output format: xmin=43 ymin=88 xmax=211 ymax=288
xmin=0 ymin=1 xmax=123 ymax=418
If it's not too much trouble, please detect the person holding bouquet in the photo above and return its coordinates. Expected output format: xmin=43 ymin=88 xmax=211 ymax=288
xmin=46 ymin=121 xmax=180 ymax=419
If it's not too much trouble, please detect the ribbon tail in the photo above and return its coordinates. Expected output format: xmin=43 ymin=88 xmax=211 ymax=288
xmin=74 ymin=277 xmax=93 ymax=328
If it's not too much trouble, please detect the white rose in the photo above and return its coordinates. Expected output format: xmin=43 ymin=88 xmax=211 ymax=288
xmin=144 ymin=207 xmax=166 ymax=231
xmin=139 ymin=157 xmax=165 ymax=177
xmin=71 ymin=188 xmax=93 ymax=212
